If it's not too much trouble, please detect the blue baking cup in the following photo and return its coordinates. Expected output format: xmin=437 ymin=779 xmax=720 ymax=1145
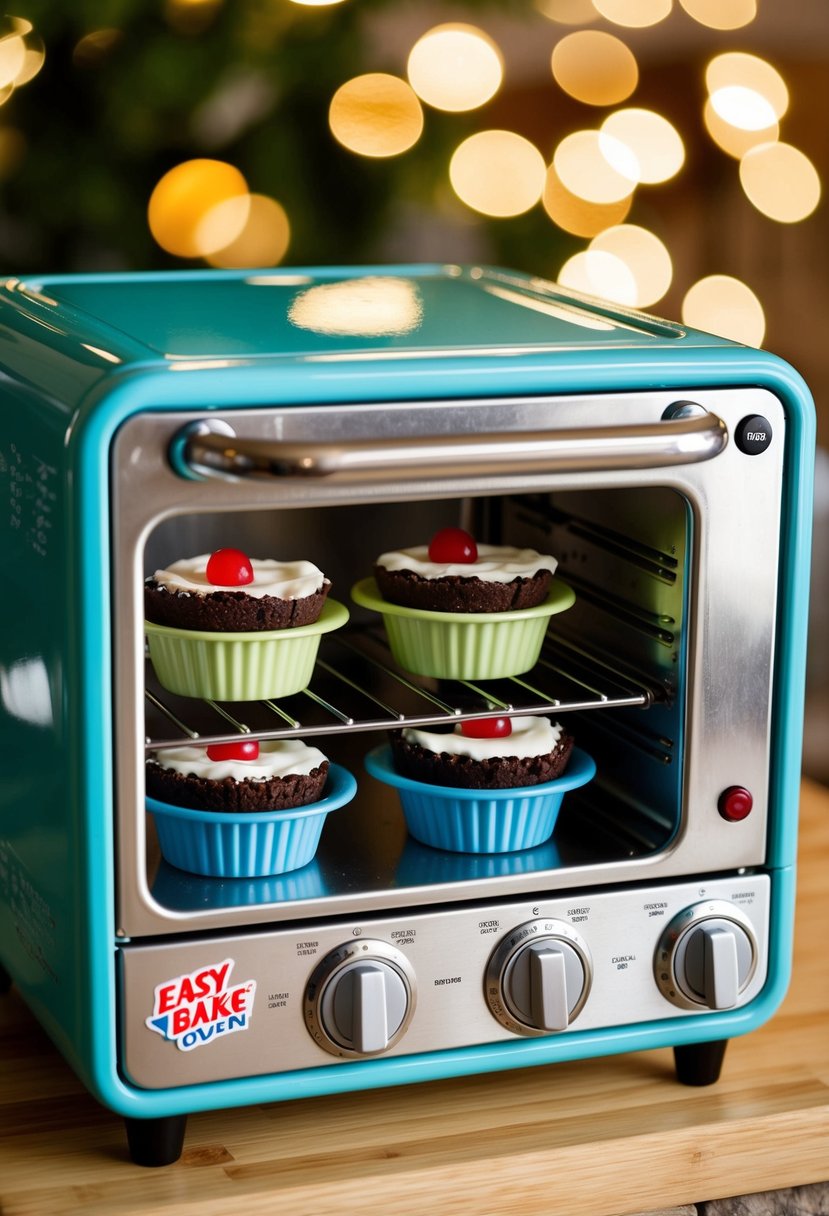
xmin=365 ymin=745 xmax=595 ymax=854
xmin=147 ymin=762 xmax=357 ymax=878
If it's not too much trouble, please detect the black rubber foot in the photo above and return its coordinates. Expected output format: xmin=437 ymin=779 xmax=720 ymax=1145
xmin=124 ymin=1114 xmax=187 ymax=1166
xmin=0 ymin=961 xmax=11 ymax=994
xmin=673 ymin=1039 xmax=728 ymax=1086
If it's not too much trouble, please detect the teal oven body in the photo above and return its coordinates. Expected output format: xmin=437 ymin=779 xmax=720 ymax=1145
xmin=0 ymin=267 xmax=814 ymax=1165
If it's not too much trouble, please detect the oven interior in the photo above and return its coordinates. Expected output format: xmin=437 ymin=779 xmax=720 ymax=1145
xmin=141 ymin=485 xmax=689 ymax=915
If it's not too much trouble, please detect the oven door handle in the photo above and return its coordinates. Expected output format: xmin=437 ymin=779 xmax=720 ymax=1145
xmin=173 ymin=405 xmax=728 ymax=482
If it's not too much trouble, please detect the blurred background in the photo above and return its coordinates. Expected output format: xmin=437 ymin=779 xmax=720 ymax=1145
xmin=1 ymin=0 xmax=827 ymax=771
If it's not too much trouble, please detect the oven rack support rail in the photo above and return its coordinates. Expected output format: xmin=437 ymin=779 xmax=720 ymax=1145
xmin=144 ymin=628 xmax=659 ymax=751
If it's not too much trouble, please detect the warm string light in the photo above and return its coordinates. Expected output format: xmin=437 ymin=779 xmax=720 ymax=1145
xmin=551 ymin=31 xmax=638 ymax=107
xmin=329 ymin=73 xmax=423 ymax=158
xmin=147 ymin=160 xmax=292 ymax=267
xmin=682 ymin=275 xmax=765 ymax=346
xmin=591 ymin=0 xmax=672 ymax=29
xmin=407 ymin=25 xmax=503 ymax=113
xmin=681 ymin=0 xmax=757 ymax=32
xmin=99 ymin=0 xmax=817 ymax=326
xmin=701 ymin=50 xmax=820 ymax=227
xmin=0 ymin=16 xmax=44 ymax=97
xmin=449 ymin=131 xmax=547 ymax=217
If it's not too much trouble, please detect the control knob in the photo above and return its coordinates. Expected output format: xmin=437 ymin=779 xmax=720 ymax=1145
xmin=486 ymin=920 xmax=592 ymax=1036
xmin=655 ymin=901 xmax=758 ymax=1011
xmin=304 ymin=939 xmax=416 ymax=1058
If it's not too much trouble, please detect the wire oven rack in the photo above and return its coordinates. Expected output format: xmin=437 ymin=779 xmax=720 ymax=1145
xmin=144 ymin=626 xmax=660 ymax=751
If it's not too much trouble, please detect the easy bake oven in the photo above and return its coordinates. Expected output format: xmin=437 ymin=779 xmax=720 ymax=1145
xmin=0 ymin=266 xmax=813 ymax=1165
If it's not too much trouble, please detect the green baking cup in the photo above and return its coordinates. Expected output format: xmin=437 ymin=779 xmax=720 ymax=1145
xmin=350 ymin=578 xmax=574 ymax=680
xmin=145 ymin=598 xmax=349 ymax=702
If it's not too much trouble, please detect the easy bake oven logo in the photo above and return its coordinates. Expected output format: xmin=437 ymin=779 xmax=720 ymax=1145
xmin=146 ymin=959 xmax=256 ymax=1052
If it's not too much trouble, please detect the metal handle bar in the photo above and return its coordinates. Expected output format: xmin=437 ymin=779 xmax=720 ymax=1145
xmin=174 ymin=407 xmax=727 ymax=482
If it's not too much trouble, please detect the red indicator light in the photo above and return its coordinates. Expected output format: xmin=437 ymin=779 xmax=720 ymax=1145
xmin=718 ymin=786 xmax=753 ymax=822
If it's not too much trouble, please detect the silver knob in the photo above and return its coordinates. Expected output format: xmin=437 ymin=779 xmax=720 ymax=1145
xmin=486 ymin=920 xmax=592 ymax=1036
xmin=655 ymin=902 xmax=757 ymax=1011
xmin=304 ymin=940 xmax=416 ymax=1058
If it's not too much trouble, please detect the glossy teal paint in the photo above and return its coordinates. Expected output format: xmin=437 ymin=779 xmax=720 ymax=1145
xmin=0 ymin=267 xmax=812 ymax=1120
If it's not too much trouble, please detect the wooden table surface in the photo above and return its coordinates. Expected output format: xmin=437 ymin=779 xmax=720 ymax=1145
xmin=1 ymin=784 xmax=828 ymax=1216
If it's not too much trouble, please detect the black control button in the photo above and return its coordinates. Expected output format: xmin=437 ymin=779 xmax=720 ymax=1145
xmin=735 ymin=415 xmax=772 ymax=455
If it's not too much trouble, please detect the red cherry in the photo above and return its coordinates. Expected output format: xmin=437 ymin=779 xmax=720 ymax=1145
xmin=460 ymin=717 xmax=513 ymax=739
xmin=428 ymin=528 xmax=478 ymax=564
xmin=206 ymin=739 xmax=260 ymax=762
xmin=206 ymin=548 xmax=254 ymax=587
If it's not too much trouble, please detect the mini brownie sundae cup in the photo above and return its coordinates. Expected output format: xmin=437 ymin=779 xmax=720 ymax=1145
xmin=366 ymin=716 xmax=594 ymax=854
xmin=144 ymin=547 xmax=348 ymax=701
xmin=352 ymin=529 xmax=573 ymax=680
xmin=146 ymin=737 xmax=357 ymax=877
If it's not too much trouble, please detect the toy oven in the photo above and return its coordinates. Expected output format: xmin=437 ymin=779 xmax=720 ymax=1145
xmin=0 ymin=267 xmax=813 ymax=1165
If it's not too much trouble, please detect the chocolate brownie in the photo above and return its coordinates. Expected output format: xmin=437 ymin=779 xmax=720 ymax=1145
xmin=390 ymin=717 xmax=574 ymax=790
xmin=144 ymin=581 xmax=329 ymax=632
xmin=374 ymin=566 xmax=551 ymax=613
xmin=374 ymin=540 xmax=557 ymax=614
xmin=146 ymin=738 xmax=329 ymax=813
xmin=144 ymin=552 xmax=330 ymax=633
xmin=146 ymin=761 xmax=328 ymax=812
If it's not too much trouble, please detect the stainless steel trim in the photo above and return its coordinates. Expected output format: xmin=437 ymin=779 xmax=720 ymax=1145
xmin=177 ymin=409 xmax=728 ymax=482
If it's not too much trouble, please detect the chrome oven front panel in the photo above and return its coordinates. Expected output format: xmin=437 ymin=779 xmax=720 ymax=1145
xmin=119 ymin=872 xmax=771 ymax=1089
xmin=111 ymin=387 xmax=785 ymax=936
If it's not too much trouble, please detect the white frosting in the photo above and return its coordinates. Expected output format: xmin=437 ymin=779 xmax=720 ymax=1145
xmin=149 ymin=738 xmax=328 ymax=782
xmin=403 ymin=715 xmax=563 ymax=760
xmin=151 ymin=555 xmax=327 ymax=600
xmin=376 ymin=544 xmax=557 ymax=583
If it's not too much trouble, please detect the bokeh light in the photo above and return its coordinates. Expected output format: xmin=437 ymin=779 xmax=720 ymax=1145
xmin=703 ymin=98 xmax=778 ymax=158
xmin=15 ymin=29 xmax=44 ymax=86
xmin=682 ymin=275 xmax=765 ymax=346
xmin=205 ymin=195 xmax=291 ymax=268
xmin=591 ymin=0 xmax=672 ymax=28
xmin=407 ymin=25 xmax=503 ymax=113
xmin=589 ymin=224 xmax=672 ymax=306
xmin=193 ymin=195 xmax=252 ymax=257
xmin=289 ymin=0 xmax=350 ymax=6
xmin=450 ymin=130 xmax=547 ymax=217
xmin=148 ymin=159 xmax=249 ymax=258
xmin=554 ymin=129 xmax=638 ymax=203
xmin=709 ymin=85 xmax=777 ymax=131
xmin=288 ymin=276 xmax=423 ymax=336
xmin=680 ymin=0 xmax=756 ymax=25
xmin=706 ymin=52 xmax=789 ymax=122
xmin=542 ymin=162 xmax=633 ymax=236
xmin=0 ymin=29 xmax=26 ymax=90
xmin=558 ymin=250 xmax=638 ymax=305
xmin=551 ymin=32 xmax=638 ymax=107
xmin=739 ymin=142 xmax=821 ymax=223
xmin=536 ymin=0 xmax=599 ymax=23
xmin=601 ymin=108 xmax=684 ymax=184
xmin=329 ymin=73 xmax=423 ymax=158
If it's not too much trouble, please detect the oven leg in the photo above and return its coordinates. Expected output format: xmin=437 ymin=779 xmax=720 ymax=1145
xmin=124 ymin=1114 xmax=187 ymax=1167
xmin=673 ymin=1039 xmax=728 ymax=1086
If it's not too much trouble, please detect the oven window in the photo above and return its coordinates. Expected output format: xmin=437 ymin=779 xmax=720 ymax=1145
xmin=140 ymin=487 xmax=689 ymax=915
